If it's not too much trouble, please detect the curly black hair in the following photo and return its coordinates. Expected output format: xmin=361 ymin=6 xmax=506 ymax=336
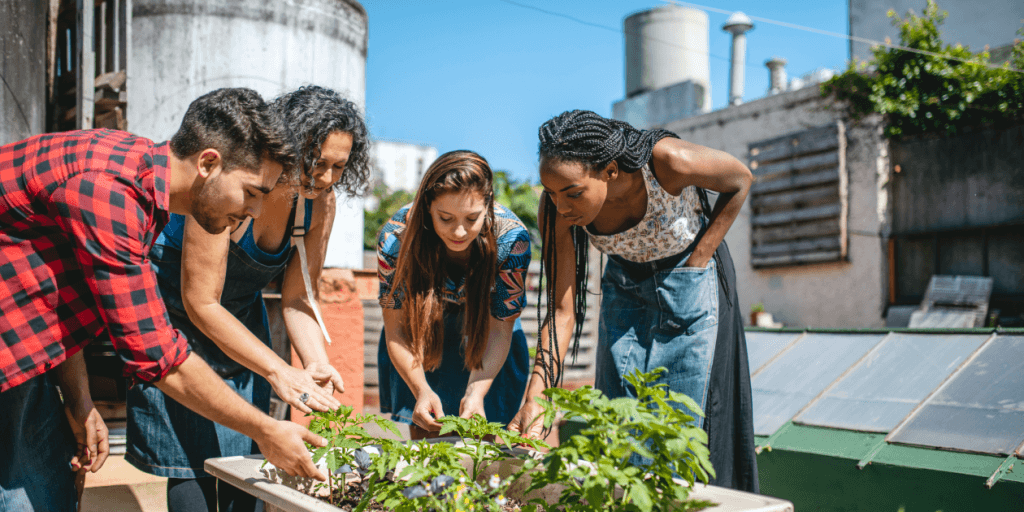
xmin=271 ymin=86 xmax=371 ymax=197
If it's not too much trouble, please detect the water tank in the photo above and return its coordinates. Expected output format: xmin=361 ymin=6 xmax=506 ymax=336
xmin=128 ymin=0 xmax=368 ymax=269
xmin=624 ymin=5 xmax=710 ymax=107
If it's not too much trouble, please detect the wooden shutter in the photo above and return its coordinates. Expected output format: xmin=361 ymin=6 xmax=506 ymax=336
xmin=747 ymin=122 xmax=848 ymax=268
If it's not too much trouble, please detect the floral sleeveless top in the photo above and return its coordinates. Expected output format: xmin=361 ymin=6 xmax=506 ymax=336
xmin=588 ymin=164 xmax=703 ymax=263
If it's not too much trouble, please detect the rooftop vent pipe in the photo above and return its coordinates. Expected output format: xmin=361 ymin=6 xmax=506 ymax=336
xmin=766 ymin=56 xmax=787 ymax=94
xmin=723 ymin=11 xmax=753 ymax=106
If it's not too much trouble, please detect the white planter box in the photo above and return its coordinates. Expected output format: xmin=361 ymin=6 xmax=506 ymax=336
xmin=206 ymin=450 xmax=792 ymax=512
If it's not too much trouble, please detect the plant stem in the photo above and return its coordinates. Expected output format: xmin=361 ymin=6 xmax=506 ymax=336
xmin=353 ymin=474 xmax=378 ymax=512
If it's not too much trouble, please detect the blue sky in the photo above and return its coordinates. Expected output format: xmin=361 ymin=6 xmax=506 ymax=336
xmin=359 ymin=0 xmax=849 ymax=183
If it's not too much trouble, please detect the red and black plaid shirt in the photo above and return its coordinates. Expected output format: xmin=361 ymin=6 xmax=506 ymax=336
xmin=0 ymin=129 xmax=189 ymax=392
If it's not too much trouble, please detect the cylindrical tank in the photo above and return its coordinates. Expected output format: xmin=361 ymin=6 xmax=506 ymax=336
xmin=0 ymin=0 xmax=46 ymax=145
xmin=624 ymin=5 xmax=710 ymax=108
xmin=128 ymin=0 xmax=368 ymax=269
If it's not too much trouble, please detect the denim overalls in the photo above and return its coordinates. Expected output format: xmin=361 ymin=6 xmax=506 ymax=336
xmin=125 ymin=200 xmax=312 ymax=479
xmin=594 ymin=191 xmax=718 ymax=428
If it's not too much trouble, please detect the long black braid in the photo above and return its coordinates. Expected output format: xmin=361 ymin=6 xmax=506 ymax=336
xmin=535 ymin=110 xmax=679 ymax=390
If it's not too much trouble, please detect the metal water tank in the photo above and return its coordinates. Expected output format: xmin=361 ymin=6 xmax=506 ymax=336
xmin=129 ymin=0 xmax=367 ymax=139
xmin=128 ymin=0 xmax=368 ymax=269
xmin=624 ymin=5 xmax=710 ymax=107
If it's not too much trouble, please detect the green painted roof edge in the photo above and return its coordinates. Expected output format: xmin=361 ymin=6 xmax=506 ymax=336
xmin=758 ymin=423 xmax=1018 ymax=481
xmin=746 ymin=327 xmax=1024 ymax=334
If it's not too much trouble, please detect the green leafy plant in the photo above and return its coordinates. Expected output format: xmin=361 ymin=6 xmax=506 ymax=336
xmin=523 ymin=367 xmax=716 ymax=512
xmin=821 ymin=0 xmax=1024 ymax=138
xmin=305 ymin=405 xmax=401 ymax=505
xmin=750 ymin=303 xmax=765 ymax=314
xmin=357 ymin=415 xmax=547 ymax=512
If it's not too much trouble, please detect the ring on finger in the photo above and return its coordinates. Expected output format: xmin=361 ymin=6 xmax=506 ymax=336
xmin=299 ymin=392 xmax=310 ymax=404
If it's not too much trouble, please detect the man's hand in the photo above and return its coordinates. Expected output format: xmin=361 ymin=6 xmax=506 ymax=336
xmin=65 ymin=401 xmax=110 ymax=473
xmin=507 ymin=398 xmax=546 ymax=440
xmin=412 ymin=389 xmax=445 ymax=432
xmin=255 ymin=420 xmax=328 ymax=481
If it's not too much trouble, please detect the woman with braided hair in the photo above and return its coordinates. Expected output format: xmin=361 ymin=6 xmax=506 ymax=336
xmin=508 ymin=110 xmax=759 ymax=493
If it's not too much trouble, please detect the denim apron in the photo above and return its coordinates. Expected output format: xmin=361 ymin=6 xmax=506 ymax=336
xmin=594 ymin=192 xmax=718 ymax=428
xmin=377 ymin=311 xmax=530 ymax=426
xmin=125 ymin=200 xmax=311 ymax=478
xmin=0 ymin=372 xmax=78 ymax=511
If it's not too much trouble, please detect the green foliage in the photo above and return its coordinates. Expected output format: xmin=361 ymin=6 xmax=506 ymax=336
xmin=821 ymin=0 xmax=1024 ymax=138
xmin=439 ymin=414 xmax=547 ymax=481
xmin=362 ymin=172 xmax=541 ymax=255
xmin=305 ymin=405 xmax=402 ymax=504
xmin=493 ymin=171 xmax=541 ymax=251
xmin=363 ymin=184 xmax=415 ymax=250
xmin=523 ymin=368 xmax=716 ymax=512
xmin=290 ymin=372 xmax=712 ymax=511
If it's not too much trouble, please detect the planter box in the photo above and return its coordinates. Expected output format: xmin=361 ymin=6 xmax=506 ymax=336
xmin=206 ymin=448 xmax=794 ymax=512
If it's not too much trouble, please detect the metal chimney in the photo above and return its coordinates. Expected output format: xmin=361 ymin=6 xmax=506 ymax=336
xmin=766 ymin=57 xmax=787 ymax=94
xmin=723 ymin=12 xmax=753 ymax=106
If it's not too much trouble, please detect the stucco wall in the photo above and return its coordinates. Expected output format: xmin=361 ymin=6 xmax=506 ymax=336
xmin=849 ymin=0 xmax=1024 ymax=62
xmin=0 ymin=0 xmax=46 ymax=145
xmin=129 ymin=0 xmax=368 ymax=269
xmin=662 ymin=86 xmax=890 ymax=328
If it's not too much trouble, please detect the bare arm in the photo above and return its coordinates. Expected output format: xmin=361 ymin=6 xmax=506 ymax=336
xmin=280 ymin=193 xmax=343 ymax=395
xmin=507 ymin=196 xmax=578 ymax=437
xmin=54 ymin=350 xmax=109 ymax=473
xmin=154 ymin=354 xmax=327 ymax=480
xmin=179 ymin=215 xmax=338 ymax=414
xmin=382 ymin=307 xmax=445 ymax=431
xmin=460 ymin=316 xmax=516 ymax=420
xmin=650 ymin=138 xmax=754 ymax=268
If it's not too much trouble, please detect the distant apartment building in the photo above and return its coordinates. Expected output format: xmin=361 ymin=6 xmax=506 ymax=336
xmin=365 ymin=140 xmax=438 ymax=210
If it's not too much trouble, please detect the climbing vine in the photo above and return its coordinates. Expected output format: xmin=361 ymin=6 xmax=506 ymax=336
xmin=821 ymin=0 xmax=1024 ymax=138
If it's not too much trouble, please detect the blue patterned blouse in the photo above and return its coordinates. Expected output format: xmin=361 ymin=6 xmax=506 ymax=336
xmin=376 ymin=203 xmax=531 ymax=320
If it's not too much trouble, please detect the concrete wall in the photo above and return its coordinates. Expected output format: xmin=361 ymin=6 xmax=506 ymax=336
xmin=849 ymin=0 xmax=1024 ymax=62
xmin=662 ymin=86 xmax=891 ymax=328
xmin=0 ymin=0 xmax=46 ymax=145
xmin=612 ymin=80 xmax=706 ymax=130
xmin=129 ymin=0 xmax=368 ymax=269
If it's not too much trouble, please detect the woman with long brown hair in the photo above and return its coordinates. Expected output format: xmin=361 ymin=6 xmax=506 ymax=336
xmin=377 ymin=150 xmax=531 ymax=439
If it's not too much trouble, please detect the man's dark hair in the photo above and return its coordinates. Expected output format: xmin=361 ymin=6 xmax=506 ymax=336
xmin=169 ymin=87 xmax=295 ymax=172
xmin=271 ymin=86 xmax=372 ymax=197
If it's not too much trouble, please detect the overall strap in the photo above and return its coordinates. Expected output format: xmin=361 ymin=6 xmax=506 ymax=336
xmin=291 ymin=196 xmax=333 ymax=345
xmin=694 ymin=187 xmax=731 ymax=304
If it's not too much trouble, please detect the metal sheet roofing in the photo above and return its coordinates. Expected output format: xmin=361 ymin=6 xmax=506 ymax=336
xmin=887 ymin=335 xmax=1024 ymax=456
xmin=793 ymin=333 xmax=988 ymax=432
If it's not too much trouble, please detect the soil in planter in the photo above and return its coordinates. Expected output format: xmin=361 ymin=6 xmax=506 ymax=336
xmin=319 ymin=480 xmax=526 ymax=512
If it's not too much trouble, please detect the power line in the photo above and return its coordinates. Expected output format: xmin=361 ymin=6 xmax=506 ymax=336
xmin=495 ymin=0 xmax=752 ymax=70
xmin=662 ymin=0 xmax=1024 ymax=74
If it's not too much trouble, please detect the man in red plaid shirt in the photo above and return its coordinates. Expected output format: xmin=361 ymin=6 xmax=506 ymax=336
xmin=0 ymin=88 xmax=329 ymax=510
